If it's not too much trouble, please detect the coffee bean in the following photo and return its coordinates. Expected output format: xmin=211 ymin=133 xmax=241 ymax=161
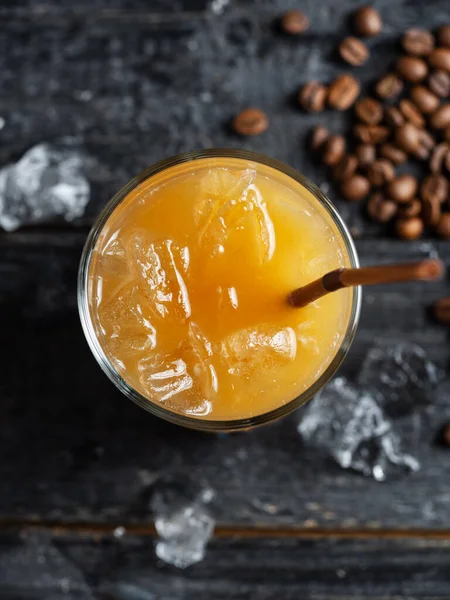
xmin=232 ymin=108 xmax=269 ymax=136
xmin=368 ymin=159 xmax=395 ymax=186
xmin=396 ymin=56 xmax=428 ymax=82
xmin=355 ymin=97 xmax=383 ymax=124
xmin=430 ymin=143 xmax=450 ymax=172
xmin=422 ymin=195 xmax=441 ymax=226
xmin=428 ymin=70 xmax=450 ymax=97
xmin=353 ymin=6 xmax=382 ymax=37
xmin=384 ymin=106 xmax=405 ymax=128
xmin=298 ymin=82 xmax=328 ymax=112
xmin=367 ymin=193 xmax=398 ymax=222
xmin=354 ymin=124 xmax=389 ymax=144
xmin=429 ymin=48 xmax=450 ymax=72
xmin=339 ymin=37 xmax=369 ymax=66
xmin=399 ymin=99 xmax=425 ymax=128
xmin=395 ymin=217 xmax=424 ymax=239
xmin=355 ymin=143 xmax=376 ymax=168
xmin=437 ymin=25 xmax=450 ymax=48
xmin=310 ymin=126 xmax=329 ymax=152
xmin=410 ymin=86 xmax=440 ymax=115
xmin=421 ymin=174 xmax=449 ymax=204
xmin=433 ymin=297 xmax=450 ymax=324
xmin=328 ymin=74 xmax=360 ymax=110
xmin=430 ymin=104 xmax=450 ymax=129
xmin=280 ymin=10 xmax=310 ymax=35
xmin=379 ymin=143 xmax=408 ymax=165
xmin=375 ymin=73 xmax=403 ymax=99
xmin=341 ymin=175 xmax=370 ymax=201
xmin=333 ymin=154 xmax=358 ymax=181
xmin=415 ymin=128 xmax=435 ymax=160
xmin=387 ymin=174 xmax=418 ymax=203
xmin=436 ymin=213 xmax=450 ymax=238
xmin=399 ymin=198 xmax=422 ymax=218
xmin=446 ymin=151 xmax=450 ymax=173
xmin=395 ymin=123 xmax=420 ymax=153
xmin=322 ymin=135 xmax=346 ymax=166
xmin=402 ymin=29 xmax=435 ymax=56
xmin=444 ymin=126 xmax=450 ymax=143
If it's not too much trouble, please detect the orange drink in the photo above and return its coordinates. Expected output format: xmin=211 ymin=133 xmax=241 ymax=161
xmin=79 ymin=150 xmax=360 ymax=430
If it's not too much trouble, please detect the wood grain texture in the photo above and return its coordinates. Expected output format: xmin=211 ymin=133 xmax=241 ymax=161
xmin=1 ymin=233 xmax=450 ymax=529
xmin=1 ymin=531 xmax=450 ymax=599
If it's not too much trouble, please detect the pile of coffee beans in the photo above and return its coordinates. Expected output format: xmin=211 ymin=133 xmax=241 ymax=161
xmin=307 ymin=14 xmax=450 ymax=239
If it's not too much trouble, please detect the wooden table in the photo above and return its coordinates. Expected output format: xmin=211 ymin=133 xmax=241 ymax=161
xmin=1 ymin=1 xmax=450 ymax=597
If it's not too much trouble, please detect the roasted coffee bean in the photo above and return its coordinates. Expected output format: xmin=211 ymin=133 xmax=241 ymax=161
xmin=310 ymin=125 xmax=329 ymax=152
xmin=322 ymin=135 xmax=346 ymax=166
xmin=368 ymin=159 xmax=395 ymax=186
xmin=332 ymin=154 xmax=358 ymax=181
xmin=232 ymin=108 xmax=269 ymax=136
xmin=375 ymin=73 xmax=403 ymax=99
xmin=395 ymin=123 xmax=420 ymax=153
xmin=367 ymin=193 xmax=398 ymax=222
xmin=379 ymin=143 xmax=408 ymax=165
xmin=354 ymin=124 xmax=389 ymax=144
xmin=421 ymin=174 xmax=449 ymax=204
xmin=280 ymin=10 xmax=310 ymax=34
xmin=410 ymin=85 xmax=440 ymax=114
xmin=395 ymin=217 xmax=424 ymax=239
xmin=436 ymin=213 xmax=450 ymax=238
xmin=339 ymin=37 xmax=369 ymax=66
xmin=446 ymin=151 xmax=450 ymax=172
xmin=387 ymin=174 xmax=418 ymax=203
xmin=422 ymin=195 xmax=441 ymax=226
xmin=415 ymin=128 xmax=435 ymax=160
xmin=430 ymin=104 xmax=450 ymax=129
xmin=402 ymin=29 xmax=435 ymax=56
xmin=430 ymin=143 xmax=450 ymax=172
xmin=353 ymin=6 xmax=382 ymax=37
xmin=328 ymin=74 xmax=360 ymax=110
xmin=433 ymin=297 xmax=450 ymax=324
xmin=444 ymin=126 xmax=450 ymax=143
xmin=384 ymin=106 xmax=405 ymax=127
xmin=399 ymin=198 xmax=422 ymax=218
xmin=399 ymin=99 xmax=425 ymax=127
xmin=355 ymin=143 xmax=376 ymax=168
xmin=428 ymin=70 xmax=450 ymax=97
xmin=429 ymin=48 xmax=450 ymax=72
xmin=341 ymin=174 xmax=370 ymax=201
xmin=354 ymin=97 xmax=383 ymax=124
xmin=298 ymin=82 xmax=328 ymax=112
xmin=396 ymin=56 xmax=428 ymax=82
xmin=437 ymin=25 xmax=450 ymax=48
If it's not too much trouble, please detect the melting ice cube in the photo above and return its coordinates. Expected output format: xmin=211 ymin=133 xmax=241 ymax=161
xmin=221 ymin=325 xmax=297 ymax=379
xmin=129 ymin=232 xmax=191 ymax=321
xmin=138 ymin=322 xmax=216 ymax=416
xmin=99 ymin=231 xmax=129 ymax=278
xmin=195 ymin=168 xmax=275 ymax=264
xmin=100 ymin=283 xmax=157 ymax=358
xmin=298 ymin=377 xmax=420 ymax=481
xmin=0 ymin=142 xmax=90 ymax=231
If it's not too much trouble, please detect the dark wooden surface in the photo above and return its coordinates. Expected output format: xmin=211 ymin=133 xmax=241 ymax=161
xmin=2 ymin=0 xmax=450 ymax=598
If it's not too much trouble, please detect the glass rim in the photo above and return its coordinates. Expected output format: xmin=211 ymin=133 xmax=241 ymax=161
xmin=78 ymin=149 xmax=362 ymax=432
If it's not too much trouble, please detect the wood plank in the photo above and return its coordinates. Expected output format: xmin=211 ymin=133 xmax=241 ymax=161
xmin=1 ymin=233 xmax=450 ymax=528
xmin=1 ymin=530 xmax=450 ymax=599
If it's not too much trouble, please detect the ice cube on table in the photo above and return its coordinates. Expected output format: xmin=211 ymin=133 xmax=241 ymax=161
xmin=195 ymin=168 xmax=275 ymax=264
xmin=357 ymin=342 xmax=440 ymax=418
xmin=298 ymin=377 xmax=420 ymax=481
xmin=138 ymin=322 xmax=216 ymax=416
xmin=100 ymin=283 xmax=157 ymax=358
xmin=129 ymin=232 xmax=191 ymax=321
xmin=152 ymin=474 xmax=215 ymax=569
xmin=0 ymin=142 xmax=89 ymax=231
xmin=221 ymin=325 xmax=297 ymax=378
